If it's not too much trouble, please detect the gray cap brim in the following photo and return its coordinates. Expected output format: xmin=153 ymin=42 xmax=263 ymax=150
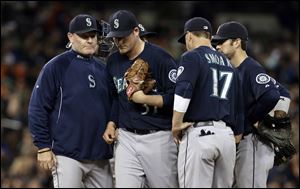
xmin=106 ymin=30 xmax=132 ymax=38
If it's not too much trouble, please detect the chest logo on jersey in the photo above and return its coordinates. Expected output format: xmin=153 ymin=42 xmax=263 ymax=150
xmin=88 ymin=74 xmax=96 ymax=88
xmin=113 ymin=76 xmax=127 ymax=93
xmin=169 ymin=69 xmax=177 ymax=83
xmin=176 ymin=66 xmax=184 ymax=79
xmin=256 ymin=73 xmax=270 ymax=84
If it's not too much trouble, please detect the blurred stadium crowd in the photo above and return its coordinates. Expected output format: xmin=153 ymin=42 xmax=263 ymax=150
xmin=1 ymin=1 xmax=299 ymax=188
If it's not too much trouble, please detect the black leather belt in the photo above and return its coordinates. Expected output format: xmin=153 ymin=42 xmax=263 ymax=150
xmin=193 ymin=121 xmax=214 ymax=128
xmin=124 ymin=128 xmax=163 ymax=135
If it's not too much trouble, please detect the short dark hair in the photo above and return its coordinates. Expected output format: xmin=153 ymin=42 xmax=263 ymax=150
xmin=190 ymin=31 xmax=211 ymax=40
xmin=230 ymin=38 xmax=247 ymax=50
xmin=241 ymin=40 xmax=247 ymax=50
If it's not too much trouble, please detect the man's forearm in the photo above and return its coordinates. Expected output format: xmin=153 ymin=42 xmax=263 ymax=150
xmin=172 ymin=111 xmax=185 ymax=128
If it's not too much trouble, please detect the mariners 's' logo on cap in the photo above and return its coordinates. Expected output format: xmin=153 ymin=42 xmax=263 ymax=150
xmin=138 ymin=24 xmax=145 ymax=32
xmin=86 ymin=18 xmax=92 ymax=27
xmin=256 ymin=73 xmax=271 ymax=84
xmin=114 ymin=19 xmax=119 ymax=29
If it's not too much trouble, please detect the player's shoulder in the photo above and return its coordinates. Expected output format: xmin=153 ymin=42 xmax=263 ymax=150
xmin=181 ymin=47 xmax=200 ymax=59
xmin=246 ymin=58 xmax=272 ymax=83
xmin=182 ymin=46 xmax=230 ymax=64
xmin=145 ymin=42 xmax=174 ymax=58
xmin=43 ymin=50 xmax=74 ymax=70
xmin=242 ymin=57 xmax=264 ymax=70
xmin=144 ymin=42 xmax=177 ymax=68
xmin=179 ymin=47 xmax=207 ymax=66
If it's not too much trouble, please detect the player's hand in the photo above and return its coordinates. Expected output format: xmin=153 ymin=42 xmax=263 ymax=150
xmin=130 ymin=90 xmax=145 ymax=104
xmin=172 ymin=122 xmax=193 ymax=145
xmin=103 ymin=121 xmax=117 ymax=144
xmin=37 ymin=148 xmax=57 ymax=171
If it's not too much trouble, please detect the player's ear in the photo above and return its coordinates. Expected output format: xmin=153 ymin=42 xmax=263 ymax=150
xmin=133 ymin=27 xmax=140 ymax=37
xmin=186 ymin=32 xmax=191 ymax=43
xmin=67 ymin=32 xmax=73 ymax=43
xmin=233 ymin=38 xmax=242 ymax=49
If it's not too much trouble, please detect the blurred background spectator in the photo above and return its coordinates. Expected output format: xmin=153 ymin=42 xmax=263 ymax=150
xmin=1 ymin=1 xmax=298 ymax=188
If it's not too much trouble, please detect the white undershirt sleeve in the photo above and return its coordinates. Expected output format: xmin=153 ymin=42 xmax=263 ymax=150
xmin=174 ymin=94 xmax=191 ymax=113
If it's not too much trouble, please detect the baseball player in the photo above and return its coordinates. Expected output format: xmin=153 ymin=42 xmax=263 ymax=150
xmin=28 ymin=14 xmax=114 ymax=188
xmin=173 ymin=17 xmax=244 ymax=188
xmin=213 ymin=21 xmax=291 ymax=188
xmin=102 ymin=10 xmax=179 ymax=188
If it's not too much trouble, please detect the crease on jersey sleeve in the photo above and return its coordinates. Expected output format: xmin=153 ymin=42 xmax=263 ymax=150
xmin=174 ymin=94 xmax=190 ymax=113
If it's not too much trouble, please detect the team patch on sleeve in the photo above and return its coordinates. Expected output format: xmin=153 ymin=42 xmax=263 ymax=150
xmin=176 ymin=66 xmax=184 ymax=79
xmin=168 ymin=69 xmax=177 ymax=83
xmin=256 ymin=73 xmax=270 ymax=84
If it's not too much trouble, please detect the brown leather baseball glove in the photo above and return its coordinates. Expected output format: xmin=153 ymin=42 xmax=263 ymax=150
xmin=124 ymin=58 xmax=156 ymax=100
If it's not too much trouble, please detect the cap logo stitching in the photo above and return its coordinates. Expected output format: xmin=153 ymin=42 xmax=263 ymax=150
xmin=203 ymin=26 xmax=208 ymax=30
xmin=138 ymin=24 xmax=145 ymax=32
xmin=86 ymin=18 xmax=92 ymax=27
xmin=114 ymin=19 xmax=119 ymax=29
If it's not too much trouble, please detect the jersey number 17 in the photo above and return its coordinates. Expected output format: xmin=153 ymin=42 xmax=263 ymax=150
xmin=210 ymin=68 xmax=233 ymax=100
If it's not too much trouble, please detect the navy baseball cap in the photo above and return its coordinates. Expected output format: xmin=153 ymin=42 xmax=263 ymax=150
xmin=69 ymin=14 xmax=99 ymax=34
xmin=138 ymin=24 xmax=157 ymax=38
xmin=178 ymin=17 xmax=212 ymax=44
xmin=106 ymin=10 xmax=139 ymax=38
xmin=212 ymin=21 xmax=248 ymax=43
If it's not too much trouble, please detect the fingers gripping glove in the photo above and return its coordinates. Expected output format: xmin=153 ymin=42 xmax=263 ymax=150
xmin=256 ymin=114 xmax=296 ymax=166
xmin=124 ymin=58 xmax=156 ymax=100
